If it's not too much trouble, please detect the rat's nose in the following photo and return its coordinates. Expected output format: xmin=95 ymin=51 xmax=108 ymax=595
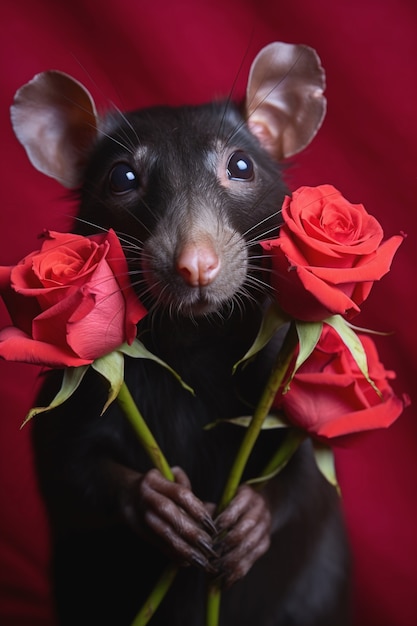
xmin=176 ymin=241 xmax=220 ymax=287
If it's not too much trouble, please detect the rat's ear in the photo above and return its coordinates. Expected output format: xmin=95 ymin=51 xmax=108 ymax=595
xmin=10 ymin=71 xmax=98 ymax=188
xmin=245 ymin=42 xmax=326 ymax=160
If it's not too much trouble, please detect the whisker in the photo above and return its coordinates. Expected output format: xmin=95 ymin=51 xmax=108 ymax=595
xmin=95 ymin=122 xmax=136 ymax=154
xmin=215 ymin=34 xmax=255 ymax=144
xmin=108 ymin=104 xmax=141 ymax=152
xmin=243 ymin=210 xmax=282 ymax=241
xmin=71 ymin=215 xmax=110 ymax=234
xmin=71 ymin=216 xmax=146 ymax=253
xmin=246 ymin=225 xmax=281 ymax=246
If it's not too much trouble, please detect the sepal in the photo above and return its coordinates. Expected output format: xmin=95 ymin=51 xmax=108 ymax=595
xmin=284 ymin=320 xmax=323 ymax=391
xmin=121 ymin=339 xmax=194 ymax=395
xmin=91 ymin=350 xmax=124 ymax=414
xmin=312 ymin=441 xmax=340 ymax=494
xmin=325 ymin=315 xmax=382 ymax=397
xmin=21 ymin=338 xmax=194 ymax=425
xmin=21 ymin=364 xmax=89 ymax=426
xmin=205 ymin=413 xmax=289 ymax=431
xmin=233 ymin=301 xmax=290 ymax=372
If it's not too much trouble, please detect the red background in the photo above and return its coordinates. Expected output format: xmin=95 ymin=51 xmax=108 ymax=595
xmin=0 ymin=1 xmax=416 ymax=624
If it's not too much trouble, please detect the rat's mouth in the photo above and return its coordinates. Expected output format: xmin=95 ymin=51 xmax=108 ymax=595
xmin=139 ymin=275 xmax=236 ymax=318
xmin=166 ymin=289 xmax=231 ymax=318
xmin=184 ymin=293 xmax=223 ymax=317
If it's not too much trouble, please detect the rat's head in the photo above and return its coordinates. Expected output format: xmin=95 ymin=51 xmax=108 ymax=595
xmin=11 ymin=42 xmax=326 ymax=318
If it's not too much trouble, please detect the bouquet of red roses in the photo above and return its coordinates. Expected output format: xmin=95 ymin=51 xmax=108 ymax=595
xmin=0 ymin=184 xmax=409 ymax=626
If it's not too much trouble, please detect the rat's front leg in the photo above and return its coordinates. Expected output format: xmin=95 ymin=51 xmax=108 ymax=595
xmin=116 ymin=464 xmax=220 ymax=574
xmin=213 ymin=484 xmax=272 ymax=588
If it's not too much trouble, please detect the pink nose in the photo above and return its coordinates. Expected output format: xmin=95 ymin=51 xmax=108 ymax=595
xmin=176 ymin=243 xmax=220 ymax=286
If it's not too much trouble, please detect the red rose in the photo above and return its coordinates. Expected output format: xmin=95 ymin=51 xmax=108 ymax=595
xmin=261 ymin=185 xmax=404 ymax=321
xmin=274 ymin=325 xmax=409 ymax=440
xmin=0 ymin=229 xmax=146 ymax=367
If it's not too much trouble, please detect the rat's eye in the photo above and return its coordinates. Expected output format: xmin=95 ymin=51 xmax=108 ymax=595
xmin=109 ymin=163 xmax=139 ymax=193
xmin=226 ymin=151 xmax=254 ymax=181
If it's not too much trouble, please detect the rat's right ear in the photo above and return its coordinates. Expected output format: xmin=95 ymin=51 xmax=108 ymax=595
xmin=10 ymin=71 xmax=98 ymax=188
xmin=245 ymin=42 xmax=326 ymax=161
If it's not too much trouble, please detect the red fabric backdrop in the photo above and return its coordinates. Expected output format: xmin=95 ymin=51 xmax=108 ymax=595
xmin=0 ymin=1 xmax=416 ymax=624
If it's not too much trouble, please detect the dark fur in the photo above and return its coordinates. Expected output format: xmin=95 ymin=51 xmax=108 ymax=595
xmin=31 ymin=100 xmax=351 ymax=625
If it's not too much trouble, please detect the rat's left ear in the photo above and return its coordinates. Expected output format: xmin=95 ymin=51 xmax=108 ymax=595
xmin=245 ymin=42 xmax=326 ymax=160
xmin=10 ymin=71 xmax=98 ymax=188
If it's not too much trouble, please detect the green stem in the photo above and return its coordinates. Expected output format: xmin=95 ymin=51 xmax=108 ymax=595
xmin=206 ymin=429 xmax=304 ymax=626
xmin=117 ymin=381 xmax=174 ymax=482
xmin=130 ymin=563 xmax=178 ymax=626
xmin=117 ymin=382 xmax=179 ymax=626
xmin=206 ymin=583 xmax=222 ymax=626
xmin=206 ymin=322 xmax=299 ymax=626
xmin=217 ymin=322 xmax=298 ymax=513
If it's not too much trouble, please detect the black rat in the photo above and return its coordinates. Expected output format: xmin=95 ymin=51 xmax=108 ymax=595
xmin=11 ymin=42 xmax=351 ymax=625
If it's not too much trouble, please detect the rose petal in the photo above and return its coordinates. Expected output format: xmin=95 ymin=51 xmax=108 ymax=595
xmin=32 ymin=289 xmax=95 ymax=351
xmin=67 ymin=282 xmax=126 ymax=360
xmin=0 ymin=326 xmax=91 ymax=367
xmin=267 ymin=251 xmax=360 ymax=320
xmin=0 ymin=266 xmax=13 ymax=290
xmin=101 ymin=229 xmax=147 ymax=341
xmin=316 ymin=392 xmax=407 ymax=437
xmin=285 ymin=185 xmax=383 ymax=246
xmin=277 ymin=327 xmax=409 ymax=441
xmin=1 ymin=266 xmax=42 ymax=334
xmin=308 ymin=235 xmax=404 ymax=283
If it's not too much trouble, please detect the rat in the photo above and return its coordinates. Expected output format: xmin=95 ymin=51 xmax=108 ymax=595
xmin=11 ymin=42 xmax=351 ymax=625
